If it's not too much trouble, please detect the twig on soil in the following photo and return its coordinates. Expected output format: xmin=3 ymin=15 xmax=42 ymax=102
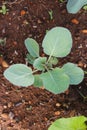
xmin=4 ymin=0 xmax=24 ymax=5
xmin=77 ymin=90 xmax=87 ymax=101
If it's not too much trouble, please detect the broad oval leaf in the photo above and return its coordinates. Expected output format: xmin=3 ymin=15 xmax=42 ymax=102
xmin=33 ymin=57 xmax=47 ymax=71
xmin=4 ymin=64 xmax=34 ymax=87
xmin=67 ymin=0 xmax=87 ymax=14
xmin=41 ymin=68 xmax=70 ymax=94
xmin=42 ymin=27 xmax=72 ymax=58
xmin=25 ymin=38 xmax=39 ymax=57
xmin=33 ymin=74 xmax=43 ymax=87
xmin=62 ymin=62 xmax=84 ymax=85
xmin=48 ymin=116 xmax=87 ymax=130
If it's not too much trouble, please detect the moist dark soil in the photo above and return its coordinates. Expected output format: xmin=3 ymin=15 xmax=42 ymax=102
xmin=0 ymin=0 xmax=87 ymax=130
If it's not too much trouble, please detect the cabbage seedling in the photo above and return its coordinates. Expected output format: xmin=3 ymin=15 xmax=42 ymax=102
xmin=4 ymin=27 xmax=84 ymax=94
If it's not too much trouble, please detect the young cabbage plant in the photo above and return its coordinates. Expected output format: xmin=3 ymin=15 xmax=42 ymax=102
xmin=48 ymin=116 xmax=87 ymax=130
xmin=4 ymin=27 xmax=84 ymax=94
xmin=66 ymin=0 xmax=87 ymax=14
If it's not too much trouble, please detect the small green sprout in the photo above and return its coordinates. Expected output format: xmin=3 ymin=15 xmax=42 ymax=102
xmin=0 ymin=4 xmax=9 ymax=15
xmin=48 ymin=10 xmax=53 ymax=20
xmin=0 ymin=38 xmax=6 ymax=46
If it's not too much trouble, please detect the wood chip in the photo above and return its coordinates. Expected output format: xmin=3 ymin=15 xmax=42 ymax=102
xmin=54 ymin=111 xmax=60 ymax=116
xmin=81 ymin=29 xmax=87 ymax=34
xmin=44 ymin=117 xmax=48 ymax=121
xmin=71 ymin=18 xmax=79 ymax=24
xmin=0 ymin=56 xmax=9 ymax=68
xmin=21 ymin=10 xmax=26 ymax=16
xmin=8 ymin=102 xmax=13 ymax=108
xmin=78 ymin=61 xmax=84 ymax=67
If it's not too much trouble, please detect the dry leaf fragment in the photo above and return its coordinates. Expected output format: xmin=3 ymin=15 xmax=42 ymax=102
xmin=1 ymin=113 xmax=8 ymax=119
xmin=0 ymin=56 xmax=9 ymax=68
xmin=2 ymin=61 xmax=9 ymax=68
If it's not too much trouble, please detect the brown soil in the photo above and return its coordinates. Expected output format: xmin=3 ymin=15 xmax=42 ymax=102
xmin=0 ymin=0 xmax=87 ymax=130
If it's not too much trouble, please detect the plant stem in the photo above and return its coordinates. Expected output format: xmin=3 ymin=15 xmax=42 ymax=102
xmin=32 ymin=69 xmax=39 ymax=74
xmin=46 ymin=55 xmax=52 ymax=64
xmin=42 ymin=64 xmax=49 ymax=72
xmin=77 ymin=90 xmax=87 ymax=101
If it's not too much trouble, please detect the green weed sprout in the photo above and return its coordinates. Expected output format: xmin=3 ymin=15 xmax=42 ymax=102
xmin=48 ymin=10 xmax=53 ymax=20
xmin=0 ymin=4 xmax=8 ymax=15
xmin=0 ymin=38 xmax=6 ymax=46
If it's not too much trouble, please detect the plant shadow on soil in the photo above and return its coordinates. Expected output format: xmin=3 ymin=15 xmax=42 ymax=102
xmin=0 ymin=0 xmax=87 ymax=130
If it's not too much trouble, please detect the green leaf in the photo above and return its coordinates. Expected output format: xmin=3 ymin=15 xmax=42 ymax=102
xmin=42 ymin=27 xmax=72 ymax=58
xmin=2 ymin=5 xmax=7 ymax=14
xmin=48 ymin=116 xmax=87 ymax=130
xmin=41 ymin=68 xmax=70 ymax=94
xmin=62 ymin=62 xmax=84 ymax=85
xmin=48 ymin=57 xmax=58 ymax=65
xmin=33 ymin=74 xmax=43 ymax=87
xmin=25 ymin=38 xmax=39 ymax=57
xmin=83 ymin=5 xmax=87 ymax=10
xmin=33 ymin=57 xmax=47 ymax=71
xmin=67 ymin=0 xmax=87 ymax=14
xmin=0 ymin=5 xmax=8 ymax=15
xmin=26 ymin=53 xmax=36 ymax=65
xmin=4 ymin=64 xmax=34 ymax=87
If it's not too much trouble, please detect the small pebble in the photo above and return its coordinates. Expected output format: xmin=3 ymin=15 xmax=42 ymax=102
xmin=15 ymin=102 xmax=22 ymax=107
xmin=56 ymin=103 xmax=61 ymax=107
xmin=3 ymin=105 xmax=7 ymax=109
xmin=8 ymin=102 xmax=13 ymax=108
xmin=37 ymin=19 xmax=42 ymax=24
xmin=33 ymin=25 xmax=37 ymax=28
xmin=9 ymin=112 xmax=15 ymax=120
